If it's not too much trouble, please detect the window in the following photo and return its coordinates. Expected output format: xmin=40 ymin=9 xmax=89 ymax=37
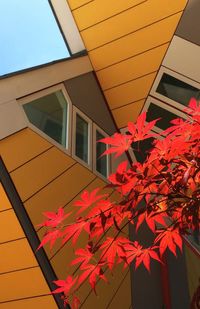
xmin=73 ymin=107 xmax=92 ymax=168
xmin=150 ymin=67 xmax=200 ymax=111
xmin=20 ymin=90 xmax=111 ymax=180
xmin=141 ymin=97 xmax=187 ymax=133
xmin=94 ymin=126 xmax=109 ymax=178
xmin=20 ymin=85 xmax=71 ymax=150
xmin=156 ymin=73 xmax=200 ymax=106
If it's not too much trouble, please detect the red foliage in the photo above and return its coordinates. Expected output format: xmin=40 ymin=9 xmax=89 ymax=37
xmin=38 ymin=98 xmax=200 ymax=308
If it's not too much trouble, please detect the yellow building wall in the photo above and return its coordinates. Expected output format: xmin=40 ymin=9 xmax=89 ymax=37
xmin=0 ymin=128 xmax=132 ymax=308
xmin=68 ymin=0 xmax=188 ymax=128
xmin=0 ymin=183 xmax=57 ymax=308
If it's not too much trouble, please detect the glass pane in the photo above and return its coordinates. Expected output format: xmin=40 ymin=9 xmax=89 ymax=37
xmin=130 ymin=134 xmax=154 ymax=163
xmin=75 ymin=114 xmax=89 ymax=163
xmin=23 ymin=90 xmax=68 ymax=147
xmin=156 ymin=73 xmax=200 ymax=106
xmin=0 ymin=0 xmax=70 ymax=76
xmin=96 ymin=131 xmax=107 ymax=178
xmin=146 ymin=103 xmax=181 ymax=130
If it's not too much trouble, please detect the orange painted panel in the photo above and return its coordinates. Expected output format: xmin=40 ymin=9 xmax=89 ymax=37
xmin=97 ymin=43 xmax=168 ymax=90
xmin=0 ymin=267 xmax=50 ymax=302
xmin=0 ymin=295 xmax=57 ymax=309
xmin=105 ymin=72 xmax=156 ymax=109
xmin=11 ymin=147 xmax=75 ymax=202
xmin=81 ymin=266 xmax=131 ymax=308
xmin=112 ymin=99 xmax=145 ymax=129
xmin=0 ymin=209 xmax=24 ymax=243
xmin=0 ymin=239 xmax=38 ymax=274
xmin=0 ymin=129 xmax=51 ymax=172
xmin=73 ymin=0 xmax=144 ymax=30
xmin=68 ymin=0 xmax=92 ymax=10
xmin=107 ymin=271 xmax=132 ymax=308
xmin=88 ymin=13 xmax=181 ymax=71
xmin=25 ymin=163 xmax=95 ymax=226
xmin=0 ymin=183 xmax=12 ymax=212
xmin=80 ymin=0 xmax=186 ymax=50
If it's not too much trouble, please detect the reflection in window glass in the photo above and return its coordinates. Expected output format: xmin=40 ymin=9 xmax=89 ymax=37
xmin=75 ymin=114 xmax=89 ymax=163
xmin=23 ymin=91 xmax=68 ymax=146
xmin=156 ymin=73 xmax=200 ymax=106
xmin=131 ymin=137 xmax=155 ymax=163
xmin=146 ymin=103 xmax=182 ymax=130
xmin=96 ymin=131 xmax=107 ymax=178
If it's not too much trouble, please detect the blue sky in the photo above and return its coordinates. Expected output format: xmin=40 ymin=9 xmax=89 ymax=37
xmin=0 ymin=0 xmax=70 ymax=76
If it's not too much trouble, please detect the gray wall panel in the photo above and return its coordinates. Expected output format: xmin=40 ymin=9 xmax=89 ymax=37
xmin=167 ymin=249 xmax=190 ymax=309
xmin=130 ymin=223 xmax=163 ymax=309
xmin=64 ymin=72 xmax=116 ymax=135
xmin=176 ymin=0 xmax=200 ymax=46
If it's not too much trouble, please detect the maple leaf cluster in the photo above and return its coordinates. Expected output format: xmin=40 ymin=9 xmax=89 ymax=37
xmin=38 ymin=98 xmax=200 ymax=308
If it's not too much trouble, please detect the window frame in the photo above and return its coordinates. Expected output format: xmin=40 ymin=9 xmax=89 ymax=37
xmin=72 ymin=106 xmax=92 ymax=170
xmin=141 ymin=96 xmax=187 ymax=133
xmin=18 ymin=83 xmax=72 ymax=155
xmin=93 ymin=124 xmax=110 ymax=181
xmin=150 ymin=67 xmax=200 ymax=111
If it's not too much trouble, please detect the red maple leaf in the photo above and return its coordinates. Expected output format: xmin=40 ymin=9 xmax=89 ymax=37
xmin=123 ymin=242 xmax=161 ymax=272
xmin=128 ymin=112 xmax=159 ymax=142
xmin=62 ymin=220 xmax=89 ymax=245
xmin=74 ymin=188 xmax=107 ymax=214
xmin=78 ymin=263 xmax=107 ymax=292
xmin=52 ymin=275 xmax=77 ymax=295
xmin=100 ymin=237 xmax=127 ymax=269
xmin=71 ymin=246 xmax=93 ymax=267
xmin=136 ymin=211 xmax=167 ymax=233
xmin=38 ymin=207 xmax=71 ymax=228
xmin=154 ymin=228 xmax=182 ymax=257
xmin=99 ymin=133 xmax=132 ymax=157
xmin=37 ymin=229 xmax=61 ymax=250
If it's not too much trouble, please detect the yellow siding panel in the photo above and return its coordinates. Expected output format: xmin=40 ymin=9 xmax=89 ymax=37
xmin=113 ymin=100 xmax=145 ymax=129
xmin=0 ymin=209 xmax=24 ymax=243
xmin=68 ymin=0 xmax=92 ymax=10
xmin=0 ymin=184 xmax=12 ymax=212
xmin=25 ymin=163 xmax=95 ymax=226
xmin=73 ymin=0 xmax=144 ymax=30
xmin=0 ymin=295 xmax=57 ymax=309
xmin=105 ymin=72 xmax=156 ymax=109
xmin=0 ymin=267 xmax=50 ymax=302
xmin=80 ymin=0 xmax=186 ymax=50
xmin=97 ymin=43 xmax=169 ymax=90
xmin=88 ymin=13 xmax=181 ymax=71
xmin=107 ymin=272 xmax=131 ymax=308
xmin=0 ymin=239 xmax=38 ymax=274
xmin=11 ymin=147 xmax=75 ymax=202
xmin=37 ymin=177 xmax=112 ymax=259
xmin=0 ymin=129 xmax=51 ymax=172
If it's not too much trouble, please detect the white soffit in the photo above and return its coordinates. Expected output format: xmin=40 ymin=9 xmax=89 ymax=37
xmin=0 ymin=100 xmax=27 ymax=140
xmin=0 ymin=56 xmax=93 ymax=105
xmin=50 ymin=0 xmax=85 ymax=54
xmin=163 ymin=35 xmax=200 ymax=83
